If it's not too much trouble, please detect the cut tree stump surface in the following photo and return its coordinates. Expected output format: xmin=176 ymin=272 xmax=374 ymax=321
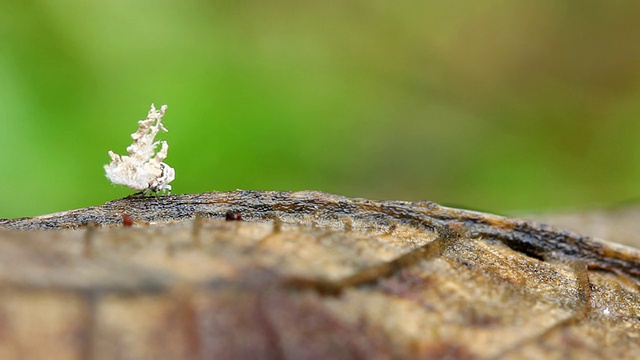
xmin=1 ymin=190 xmax=639 ymax=359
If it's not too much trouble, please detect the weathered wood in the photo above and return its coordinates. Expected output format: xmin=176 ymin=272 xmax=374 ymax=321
xmin=1 ymin=191 xmax=639 ymax=359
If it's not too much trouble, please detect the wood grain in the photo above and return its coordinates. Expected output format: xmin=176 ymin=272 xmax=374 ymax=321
xmin=1 ymin=191 xmax=639 ymax=359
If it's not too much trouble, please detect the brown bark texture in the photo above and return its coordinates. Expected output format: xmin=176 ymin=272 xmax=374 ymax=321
xmin=1 ymin=190 xmax=639 ymax=359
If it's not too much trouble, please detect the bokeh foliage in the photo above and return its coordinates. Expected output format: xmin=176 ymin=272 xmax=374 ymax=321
xmin=2 ymin=1 xmax=640 ymax=217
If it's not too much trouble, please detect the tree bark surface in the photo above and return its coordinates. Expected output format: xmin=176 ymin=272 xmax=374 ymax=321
xmin=1 ymin=191 xmax=639 ymax=359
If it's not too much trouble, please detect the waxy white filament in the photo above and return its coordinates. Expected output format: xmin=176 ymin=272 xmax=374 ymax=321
xmin=104 ymin=104 xmax=175 ymax=193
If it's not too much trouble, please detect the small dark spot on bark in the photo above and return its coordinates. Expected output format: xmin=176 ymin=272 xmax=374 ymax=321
xmin=122 ymin=214 xmax=134 ymax=227
xmin=83 ymin=221 xmax=96 ymax=258
xmin=192 ymin=213 xmax=204 ymax=246
xmin=225 ymin=211 xmax=243 ymax=221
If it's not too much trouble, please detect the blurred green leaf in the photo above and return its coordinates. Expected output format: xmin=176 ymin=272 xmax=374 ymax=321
xmin=2 ymin=1 xmax=640 ymax=217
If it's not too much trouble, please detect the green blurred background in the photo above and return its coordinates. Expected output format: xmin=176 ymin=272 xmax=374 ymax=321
xmin=2 ymin=1 xmax=640 ymax=218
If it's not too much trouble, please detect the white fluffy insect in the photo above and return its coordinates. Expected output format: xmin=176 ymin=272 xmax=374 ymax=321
xmin=104 ymin=104 xmax=175 ymax=194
